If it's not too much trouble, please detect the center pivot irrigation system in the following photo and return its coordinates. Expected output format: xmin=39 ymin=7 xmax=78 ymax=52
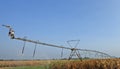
xmin=2 ymin=25 xmax=114 ymax=60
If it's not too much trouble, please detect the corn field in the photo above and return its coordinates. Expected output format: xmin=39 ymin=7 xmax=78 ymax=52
xmin=0 ymin=59 xmax=120 ymax=69
xmin=49 ymin=59 xmax=120 ymax=69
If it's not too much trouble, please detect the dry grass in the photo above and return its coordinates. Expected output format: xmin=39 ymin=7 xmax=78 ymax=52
xmin=0 ymin=60 xmax=51 ymax=68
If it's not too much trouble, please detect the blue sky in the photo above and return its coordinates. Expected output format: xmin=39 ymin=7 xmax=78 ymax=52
xmin=0 ymin=0 xmax=120 ymax=59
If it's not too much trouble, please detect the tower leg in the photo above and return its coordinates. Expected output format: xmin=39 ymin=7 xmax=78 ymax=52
xmin=68 ymin=50 xmax=82 ymax=60
xmin=76 ymin=50 xmax=82 ymax=61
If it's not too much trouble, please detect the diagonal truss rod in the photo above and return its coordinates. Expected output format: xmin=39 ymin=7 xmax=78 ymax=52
xmin=14 ymin=37 xmax=112 ymax=58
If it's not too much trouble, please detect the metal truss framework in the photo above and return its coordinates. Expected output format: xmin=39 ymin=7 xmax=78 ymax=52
xmin=15 ymin=37 xmax=113 ymax=59
xmin=2 ymin=25 xmax=114 ymax=60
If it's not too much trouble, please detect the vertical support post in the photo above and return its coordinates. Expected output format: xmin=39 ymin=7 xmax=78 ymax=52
xmin=61 ymin=48 xmax=63 ymax=59
xmin=33 ymin=40 xmax=38 ymax=57
xmin=33 ymin=44 xmax=37 ymax=57
xmin=22 ymin=36 xmax=27 ymax=55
